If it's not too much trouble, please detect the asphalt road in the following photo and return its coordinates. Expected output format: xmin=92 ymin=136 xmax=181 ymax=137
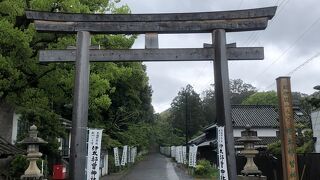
xmin=122 ymin=153 xmax=193 ymax=180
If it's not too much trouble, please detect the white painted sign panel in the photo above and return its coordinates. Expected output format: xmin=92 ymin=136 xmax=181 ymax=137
xmin=113 ymin=147 xmax=120 ymax=167
xmin=217 ymin=126 xmax=229 ymax=180
xmin=121 ymin=145 xmax=128 ymax=166
xmin=188 ymin=145 xmax=198 ymax=167
xmin=182 ymin=146 xmax=187 ymax=164
xmin=87 ymin=129 xmax=103 ymax=180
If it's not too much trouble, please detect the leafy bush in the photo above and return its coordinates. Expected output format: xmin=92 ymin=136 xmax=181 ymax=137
xmin=194 ymin=159 xmax=218 ymax=178
xmin=9 ymin=155 xmax=28 ymax=178
xmin=195 ymin=164 xmax=206 ymax=175
xmin=9 ymin=155 xmax=49 ymax=179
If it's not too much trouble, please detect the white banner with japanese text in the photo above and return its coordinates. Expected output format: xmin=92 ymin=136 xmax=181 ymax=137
xmin=217 ymin=126 xmax=229 ymax=180
xmin=182 ymin=146 xmax=187 ymax=164
xmin=113 ymin=147 xmax=120 ymax=167
xmin=121 ymin=145 xmax=128 ymax=166
xmin=188 ymin=145 xmax=198 ymax=167
xmin=87 ymin=129 xmax=103 ymax=180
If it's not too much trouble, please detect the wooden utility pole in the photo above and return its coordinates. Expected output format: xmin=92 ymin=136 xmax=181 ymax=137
xmin=277 ymin=77 xmax=299 ymax=180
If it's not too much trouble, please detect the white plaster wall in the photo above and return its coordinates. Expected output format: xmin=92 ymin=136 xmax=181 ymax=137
xmin=233 ymin=128 xmax=278 ymax=137
xmin=311 ymin=110 xmax=320 ymax=153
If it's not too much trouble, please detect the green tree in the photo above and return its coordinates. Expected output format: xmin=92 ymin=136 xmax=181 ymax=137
xmin=242 ymin=91 xmax=278 ymax=105
xmin=169 ymin=84 xmax=205 ymax=138
xmin=153 ymin=111 xmax=185 ymax=146
xmin=230 ymin=79 xmax=257 ymax=104
xmin=0 ymin=0 xmax=154 ymax=161
xmin=308 ymin=88 xmax=320 ymax=109
xmin=201 ymin=79 xmax=257 ymax=124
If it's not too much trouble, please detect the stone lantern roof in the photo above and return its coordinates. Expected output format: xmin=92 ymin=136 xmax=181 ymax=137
xmin=19 ymin=125 xmax=47 ymax=145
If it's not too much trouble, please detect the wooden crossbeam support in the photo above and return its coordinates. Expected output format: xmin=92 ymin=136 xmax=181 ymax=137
xmin=39 ymin=47 xmax=264 ymax=62
xmin=145 ymin=33 xmax=159 ymax=49
xmin=25 ymin=7 xmax=276 ymax=34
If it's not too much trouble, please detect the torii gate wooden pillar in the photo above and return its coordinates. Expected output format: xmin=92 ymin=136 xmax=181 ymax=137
xmin=26 ymin=6 xmax=276 ymax=180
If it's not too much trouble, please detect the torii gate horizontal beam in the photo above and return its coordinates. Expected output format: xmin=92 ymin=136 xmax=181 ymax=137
xmin=25 ymin=6 xmax=276 ymax=34
xmin=39 ymin=47 xmax=264 ymax=62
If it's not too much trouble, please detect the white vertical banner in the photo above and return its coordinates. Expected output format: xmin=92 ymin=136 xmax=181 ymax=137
xmin=171 ymin=146 xmax=175 ymax=158
xmin=192 ymin=145 xmax=198 ymax=167
xmin=182 ymin=146 xmax=187 ymax=164
xmin=175 ymin=146 xmax=179 ymax=162
xmin=87 ymin=129 xmax=103 ymax=180
xmin=121 ymin=145 xmax=128 ymax=166
xmin=217 ymin=126 xmax=229 ymax=180
xmin=188 ymin=145 xmax=198 ymax=167
xmin=105 ymin=154 xmax=108 ymax=175
xmin=133 ymin=147 xmax=137 ymax=163
xmin=128 ymin=146 xmax=131 ymax=163
xmin=130 ymin=147 xmax=134 ymax=163
xmin=179 ymin=146 xmax=183 ymax=164
xmin=113 ymin=147 xmax=120 ymax=166
xmin=188 ymin=146 xmax=194 ymax=167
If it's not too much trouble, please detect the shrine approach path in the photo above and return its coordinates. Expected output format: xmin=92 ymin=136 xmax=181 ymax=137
xmin=122 ymin=153 xmax=192 ymax=180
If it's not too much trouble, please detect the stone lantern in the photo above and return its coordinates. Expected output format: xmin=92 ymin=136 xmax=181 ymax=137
xmin=237 ymin=125 xmax=266 ymax=180
xmin=19 ymin=125 xmax=47 ymax=179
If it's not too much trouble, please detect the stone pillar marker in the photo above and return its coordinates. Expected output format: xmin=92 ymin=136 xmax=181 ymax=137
xmin=277 ymin=77 xmax=299 ymax=180
xmin=19 ymin=125 xmax=47 ymax=179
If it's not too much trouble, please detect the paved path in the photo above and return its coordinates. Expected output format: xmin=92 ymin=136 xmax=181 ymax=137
xmin=122 ymin=153 xmax=193 ymax=180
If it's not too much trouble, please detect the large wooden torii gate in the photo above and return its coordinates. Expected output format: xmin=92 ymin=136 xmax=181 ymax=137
xmin=26 ymin=6 xmax=276 ymax=180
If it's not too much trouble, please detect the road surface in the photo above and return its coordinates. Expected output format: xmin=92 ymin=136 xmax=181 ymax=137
xmin=122 ymin=153 xmax=193 ymax=180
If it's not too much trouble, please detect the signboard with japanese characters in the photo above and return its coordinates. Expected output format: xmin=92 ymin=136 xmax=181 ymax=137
xmin=121 ymin=145 xmax=128 ymax=166
xmin=217 ymin=126 xmax=229 ymax=180
xmin=131 ymin=147 xmax=137 ymax=163
xmin=178 ymin=146 xmax=183 ymax=163
xmin=188 ymin=146 xmax=194 ymax=167
xmin=188 ymin=145 xmax=198 ymax=167
xmin=277 ymin=77 xmax=299 ymax=180
xmin=192 ymin=145 xmax=197 ymax=167
xmin=113 ymin=147 xmax=120 ymax=167
xmin=86 ymin=129 xmax=103 ymax=180
xmin=182 ymin=146 xmax=187 ymax=164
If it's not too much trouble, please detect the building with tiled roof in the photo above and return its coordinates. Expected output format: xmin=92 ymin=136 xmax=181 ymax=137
xmin=188 ymin=104 xmax=311 ymax=164
xmin=0 ymin=136 xmax=25 ymax=158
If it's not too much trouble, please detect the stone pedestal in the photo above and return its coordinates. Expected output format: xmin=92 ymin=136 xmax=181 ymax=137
xmin=238 ymin=175 xmax=267 ymax=180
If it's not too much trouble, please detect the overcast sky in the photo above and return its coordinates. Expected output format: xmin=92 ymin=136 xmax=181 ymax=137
xmin=119 ymin=0 xmax=320 ymax=112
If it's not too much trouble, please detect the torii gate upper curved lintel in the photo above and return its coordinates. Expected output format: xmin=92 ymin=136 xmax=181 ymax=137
xmin=26 ymin=6 xmax=276 ymax=33
xmin=25 ymin=6 xmax=277 ymax=180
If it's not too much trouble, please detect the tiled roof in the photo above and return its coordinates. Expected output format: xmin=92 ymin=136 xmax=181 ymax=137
xmin=232 ymin=105 xmax=279 ymax=128
xmin=231 ymin=105 xmax=311 ymax=128
xmin=292 ymin=107 xmax=310 ymax=124
xmin=188 ymin=133 xmax=206 ymax=145
xmin=0 ymin=136 xmax=25 ymax=158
